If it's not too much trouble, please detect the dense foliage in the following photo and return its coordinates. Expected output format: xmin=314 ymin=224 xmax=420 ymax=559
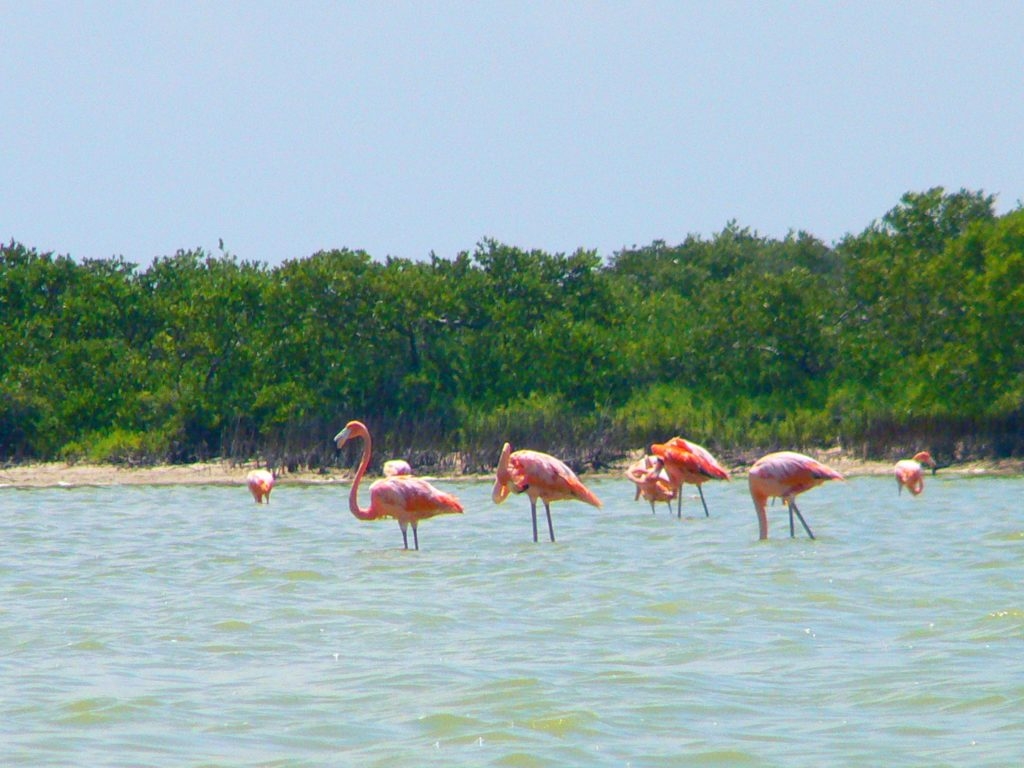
xmin=2 ymin=188 xmax=1022 ymax=471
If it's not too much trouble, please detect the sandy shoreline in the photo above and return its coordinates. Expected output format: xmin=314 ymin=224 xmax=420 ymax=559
xmin=1 ymin=454 xmax=1021 ymax=489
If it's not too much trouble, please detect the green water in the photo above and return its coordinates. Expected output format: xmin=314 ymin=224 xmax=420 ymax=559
xmin=2 ymin=475 xmax=1022 ymax=766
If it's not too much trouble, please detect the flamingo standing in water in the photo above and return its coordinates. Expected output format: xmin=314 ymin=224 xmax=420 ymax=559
xmin=748 ymin=451 xmax=844 ymax=540
xmin=492 ymin=442 xmax=602 ymax=542
xmin=895 ymin=451 xmax=936 ymax=496
xmin=625 ymin=455 xmax=676 ymax=514
xmin=246 ymin=469 xmax=276 ymax=504
xmin=650 ymin=437 xmax=730 ymax=517
xmin=333 ymin=420 xmax=463 ymax=550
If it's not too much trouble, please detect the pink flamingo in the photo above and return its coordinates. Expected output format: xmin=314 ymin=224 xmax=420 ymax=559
xmin=383 ymin=459 xmax=413 ymax=477
xmin=246 ymin=469 xmax=276 ymax=504
xmin=895 ymin=451 xmax=936 ymax=496
xmin=333 ymin=420 xmax=463 ymax=550
xmin=748 ymin=451 xmax=844 ymax=540
xmin=650 ymin=437 xmax=730 ymax=517
xmin=625 ymin=455 xmax=676 ymax=514
xmin=492 ymin=442 xmax=602 ymax=542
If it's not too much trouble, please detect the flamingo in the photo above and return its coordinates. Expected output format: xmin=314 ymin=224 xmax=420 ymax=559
xmin=895 ymin=451 xmax=936 ymax=496
xmin=333 ymin=420 xmax=463 ymax=550
xmin=649 ymin=437 xmax=730 ymax=518
xmin=492 ymin=442 xmax=602 ymax=542
xmin=383 ymin=459 xmax=413 ymax=477
xmin=748 ymin=451 xmax=844 ymax=540
xmin=246 ymin=469 xmax=276 ymax=504
xmin=625 ymin=455 xmax=676 ymax=514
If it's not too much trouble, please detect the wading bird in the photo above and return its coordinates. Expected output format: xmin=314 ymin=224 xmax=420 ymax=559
xmin=650 ymin=437 xmax=730 ymax=517
xmin=492 ymin=442 xmax=602 ymax=542
xmin=895 ymin=451 xmax=936 ymax=496
xmin=333 ymin=420 xmax=463 ymax=550
xmin=382 ymin=459 xmax=413 ymax=477
xmin=748 ymin=451 xmax=844 ymax=540
xmin=625 ymin=455 xmax=676 ymax=514
xmin=246 ymin=469 xmax=276 ymax=504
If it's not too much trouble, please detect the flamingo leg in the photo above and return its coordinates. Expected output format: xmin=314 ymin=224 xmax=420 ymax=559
xmin=755 ymin=503 xmax=769 ymax=541
xmin=400 ymin=521 xmax=410 ymax=550
xmin=412 ymin=524 xmax=419 ymax=551
xmin=697 ymin=485 xmax=710 ymax=517
xmin=544 ymin=500 xmax=556 ymax=542
xmin=789 ymin=500 xmax=815 ymax=539
xmin=530 ymin=498 xmax=539 ymax=543
xmin=676 ymin=491 xmax=682 ymax=519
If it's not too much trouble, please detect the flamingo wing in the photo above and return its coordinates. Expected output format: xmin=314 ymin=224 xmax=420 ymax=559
xmin=652 ymin=439 xmax=730 ymax=481
xmin=750 ymin=451 xmax=843 ymax=497
xmin=682 ymin=439 xmax=731 ymax=480
xmin=370 ymin=477 xmax=463 ymax=521
xmin=511 ymin=450 xmax=602 ymax=507
xmin=643 ymin=477 xmax=676 ymax=503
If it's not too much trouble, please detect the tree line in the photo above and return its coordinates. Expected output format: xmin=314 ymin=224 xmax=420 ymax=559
xmin=2 ymin=187 xmax=1021 ymax=472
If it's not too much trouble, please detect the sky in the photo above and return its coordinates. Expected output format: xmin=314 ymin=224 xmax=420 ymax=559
xmin=3 ymin=1 xmax=1023 ymax=267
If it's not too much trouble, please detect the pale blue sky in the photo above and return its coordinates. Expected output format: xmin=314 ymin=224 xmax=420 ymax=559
xmin=3 ymin=1 xmax=1022 ymax=266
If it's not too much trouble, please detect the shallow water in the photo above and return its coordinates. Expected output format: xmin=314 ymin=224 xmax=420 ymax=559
xmin=2 ymin=474 xmax=1022 ymax=766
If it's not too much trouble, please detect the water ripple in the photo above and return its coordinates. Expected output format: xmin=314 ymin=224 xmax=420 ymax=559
xmin=1 ymin=477 xmax=1023 ymax=766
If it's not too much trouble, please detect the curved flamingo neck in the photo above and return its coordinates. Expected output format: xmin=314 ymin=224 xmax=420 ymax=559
xmin=347 ymin=425 xmax=376 ymax=521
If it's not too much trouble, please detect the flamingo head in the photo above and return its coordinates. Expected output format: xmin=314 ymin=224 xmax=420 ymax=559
xmin=491 ymin=442 xmax=513 ymax=504
xmin=644 ymin=456 xmax=667 ymax=483
xmin=333 ymin=426 xmax=353 ymax=449
xmin=334 ymin=420 xmax=367 ymax=450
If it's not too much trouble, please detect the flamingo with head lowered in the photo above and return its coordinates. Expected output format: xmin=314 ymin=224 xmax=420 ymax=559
xmin=748 ymin=451 xmax=844 ymax=540
xmin=333 ymin=420 xmax=463 ymax=550
xmin=625 ymin=455 xmax=676 ymax=514
xmin=649 ymin=437 xmax=730 ymax=518
xmin=383 ymin=459 xmax=413 ymax=477
xmin=246 ymin=469 xmax=276 ymax=504
xmin=492 ymin=442 xmax=602 ymax=542
xmin=895 ymin=451 xmax=936 ymax=496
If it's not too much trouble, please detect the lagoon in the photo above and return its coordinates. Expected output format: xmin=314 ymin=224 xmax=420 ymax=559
xmin=2 ymin=475 xmax=1022 ymax=766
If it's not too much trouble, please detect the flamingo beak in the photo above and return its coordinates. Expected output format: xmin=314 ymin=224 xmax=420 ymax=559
xmin=492 ymin=480 xmax=510 ymax=504
xmin=333 ymin=427 xmax=351 ymax=449
xmin=492 ymin=442 xmax=513 ymax=504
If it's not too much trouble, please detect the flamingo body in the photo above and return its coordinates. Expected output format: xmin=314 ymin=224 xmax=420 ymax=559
xmin=492 ymin=442 xmax=602 ymax=542
xmin=625 ymin=455 xmax=676 ymax=513
xmin=748 ymin=451 xmax=843 ymax=540
xmin=334 ymin=421 xmax=462 ymax=550
xmin=650 ymin=436 xmax=730 ymax=517
xmin=246 ymin=469 xmax=275 ymax=504
xmin=895 ymin=451 xmax=936 ymax=496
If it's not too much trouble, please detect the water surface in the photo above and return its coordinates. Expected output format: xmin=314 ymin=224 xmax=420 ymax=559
xmin=2 ymin=474 xmax=1022 ymax=766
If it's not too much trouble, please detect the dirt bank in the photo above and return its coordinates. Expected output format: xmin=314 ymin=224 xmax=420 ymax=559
xmin=1 ymin=453 xmax=1020 ymax=489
